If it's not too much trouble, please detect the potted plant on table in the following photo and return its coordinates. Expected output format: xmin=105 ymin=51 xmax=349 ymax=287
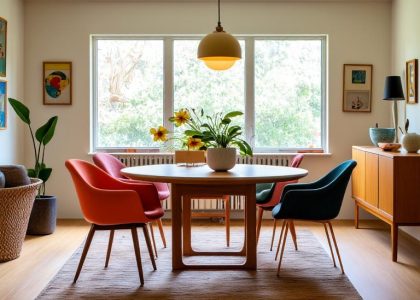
xmin=8 ymin=98 xmax=58 ymax=234
xmin=150 ymin=108 xmax=252 ymax=171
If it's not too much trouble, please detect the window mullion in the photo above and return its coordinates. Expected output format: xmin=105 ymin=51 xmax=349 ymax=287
xmin=163 ymin=38 xmax=174 ymax=148
xmin=245 ymin=37 xmax=255 ymax=149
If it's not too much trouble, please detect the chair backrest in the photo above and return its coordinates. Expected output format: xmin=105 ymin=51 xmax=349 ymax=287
xmin=315 ymin=160 xmax=357 ymax=219
xmin=278 ymin=160 xmax=357 ymax=220
xmin=290 ymin=154 xmax=304 ymax=168
xmin=66 ymin=159 xmax=160 ymax=225
xmin=65 ymin=159 xmax=119 ymax=223
xmin=174 ymin=150 xmax=206 ymax=164
xmin=92 ymin=153 xmax=127 ymax=179
xmin=256 ymin=154 xmax=305 ymax=207
xmin=93 ymin=153 xmax=170 ymax=199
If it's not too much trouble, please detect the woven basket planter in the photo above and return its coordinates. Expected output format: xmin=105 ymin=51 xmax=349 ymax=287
xmin=0 ymin=178 xmax=42 ymax=262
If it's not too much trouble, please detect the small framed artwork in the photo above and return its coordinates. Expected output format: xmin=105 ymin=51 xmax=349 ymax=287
xmin=406 ymin=59 xmax=418 ymax=104
xmin=43 ymin=61 xmax=72 ymax=105
xmin=343 ymin=64 xmax=373 ymax=112
xmin=0 ymin=17 xmax=7 ymax=77
xmin=343 ymin=90 xmax=371 ymax=112
xmin=0 ymin=80 xmax=6 ymax=129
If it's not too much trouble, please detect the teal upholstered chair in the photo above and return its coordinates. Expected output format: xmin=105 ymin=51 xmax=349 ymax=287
xmin=255 ymin=154 xmax=304 ymax=251
xmin=272 ymin=160 xmax=357 ymax=275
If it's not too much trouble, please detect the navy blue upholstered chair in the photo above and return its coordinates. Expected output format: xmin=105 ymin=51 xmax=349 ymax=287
xmin=272 ymin=160 xmax=357 ymax=275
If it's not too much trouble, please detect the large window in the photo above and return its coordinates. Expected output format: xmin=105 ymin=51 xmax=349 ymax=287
xmin=92 ymin=36 xmax=326 ymax=152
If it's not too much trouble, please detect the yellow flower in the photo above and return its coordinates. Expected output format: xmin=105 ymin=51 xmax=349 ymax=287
xmin=186 ymin=137 xmax=204 ymax=150
xmin=173 ymin=109 xmax=190 ymax=127
xmin=150 ymin=126 xmax=168 ymax=142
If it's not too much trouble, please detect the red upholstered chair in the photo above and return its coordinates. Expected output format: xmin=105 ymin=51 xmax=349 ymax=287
xmin=93 ymin=153 xmax=169 ymax=256
xmin=65 ymin=159 xmax=164 ymax=286
xmin=255 ymin=154 xmax=304 ymax=252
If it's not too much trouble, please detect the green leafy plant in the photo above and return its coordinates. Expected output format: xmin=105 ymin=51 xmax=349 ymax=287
xmin=150 ymin=108 xmax=253 ymax=156
xmin=8 ymin=98 xmax=58 ymax=195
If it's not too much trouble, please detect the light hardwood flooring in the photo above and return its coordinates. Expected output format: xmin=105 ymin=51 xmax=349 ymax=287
xmin=0 ymin=219 xmax=419 ymax=300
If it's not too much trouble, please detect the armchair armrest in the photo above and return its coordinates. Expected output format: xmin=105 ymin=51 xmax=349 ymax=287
xmin=95 ymin=176 xmax=161 ymax=209
xmin=81 ymin=188 xmax=150 ymax=225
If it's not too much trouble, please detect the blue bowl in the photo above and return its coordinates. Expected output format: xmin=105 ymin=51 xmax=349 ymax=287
xmin=369 ymin=128 xmax=395 ymax=146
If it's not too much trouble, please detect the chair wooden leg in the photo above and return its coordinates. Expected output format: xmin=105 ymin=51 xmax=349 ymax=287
xmin=277 ymin=221 xmax=289 ymax=276
xmin=323 ymin=223 xmax=336 ymax=267
xmin=105 ymin=229 xmax=114 ymax=268
xmin=131 ymin=227 xmax=144 ymax=286
xmin=149 ymin=222 xmax=158 ymax=258
xmin=225 ymin=197 xmax=230 ymax=247
xmin=256 ymin=207 xmax=264 ymax=244
xmin=142 ymin=225 xmax=157 ymax=270
xmin=74 ymin=224 xmax=96 ymax=283
xmin=327 ymin=221 xmax=344 ymax=274
xmin=270 ymin=219 xmax=277 ymax=251
xmin=289 ymin=220 xmax=298 ymax=251
xmin=275 ymin=220 xmax=286 ymax=261
xmin=157 ymin=219 xmax=167 ymax=248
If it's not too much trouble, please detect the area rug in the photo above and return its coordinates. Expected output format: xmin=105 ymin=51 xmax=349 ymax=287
xmin=37 ymin=226 xmax=361 ymax=299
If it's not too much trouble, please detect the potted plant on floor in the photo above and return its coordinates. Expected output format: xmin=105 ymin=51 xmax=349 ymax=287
xmin=150 ymin=108 xmax=252 ymax=171
xmin=8 ymin=98 xmax=58 ymax=234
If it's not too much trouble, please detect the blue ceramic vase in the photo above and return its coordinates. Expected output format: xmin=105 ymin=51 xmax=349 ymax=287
xmin=369 ymin=128 xmax=395 ymax=146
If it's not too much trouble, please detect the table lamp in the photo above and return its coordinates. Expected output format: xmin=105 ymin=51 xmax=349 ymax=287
xmin=383 ymin=76 xmax=405 ymax=142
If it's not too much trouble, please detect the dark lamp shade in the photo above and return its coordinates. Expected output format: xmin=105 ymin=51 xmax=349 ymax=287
xmin=383 ymin=76 xmax=405 ymax=100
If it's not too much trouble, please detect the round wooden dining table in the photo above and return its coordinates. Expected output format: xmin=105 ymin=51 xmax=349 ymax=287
xmin=121 ymin=163 xmax=308 ymax=270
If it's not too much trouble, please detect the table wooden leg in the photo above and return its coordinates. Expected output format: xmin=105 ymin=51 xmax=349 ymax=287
xmin=391 ymin=223 xmax=398 ymax=262
xmin=183 ymin=195 xmax=193 ymax=256
xmin=171 ymin=184 xmax=184 ymax=270
xmin=243 ymin=185 xmax=257 ymax=269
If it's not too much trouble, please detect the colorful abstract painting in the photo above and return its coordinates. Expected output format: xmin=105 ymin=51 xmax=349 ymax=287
xmin=0 ymin=80 xmax=6 ymax=129
xmin=43 ymin=62 xmax=72 ymax=105
xmin=0 ymin=17 xmax=6 ymax=77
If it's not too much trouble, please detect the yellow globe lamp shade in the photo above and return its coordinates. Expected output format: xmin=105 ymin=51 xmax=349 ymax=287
xmin=198 ymin=30 xmax=241 ymax=71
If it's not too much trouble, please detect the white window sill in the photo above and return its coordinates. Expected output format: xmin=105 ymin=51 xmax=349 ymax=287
xmin=88 ymin=151 xmax=332 ymax=157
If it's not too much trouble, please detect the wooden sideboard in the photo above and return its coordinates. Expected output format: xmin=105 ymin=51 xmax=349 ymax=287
xmin=352 ymin=146 xmax=420 ymax=261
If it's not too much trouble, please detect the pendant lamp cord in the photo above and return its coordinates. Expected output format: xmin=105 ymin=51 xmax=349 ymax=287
xmin=216 ymin=0 xmax=223 ymax=32
xmin=218 ymin=0 xmax=221 ymax=26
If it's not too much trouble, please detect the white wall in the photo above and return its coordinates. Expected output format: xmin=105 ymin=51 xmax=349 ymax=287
xmin=0 ymin=0 xmax=24 ymax=164
xmin=391 ymin=0 xmax=420 ymax=240
xmin=24 ymin=0 xmax=392 ymax=218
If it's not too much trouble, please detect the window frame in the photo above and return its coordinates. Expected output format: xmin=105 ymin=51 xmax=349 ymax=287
xmin=91 ymin=35 xmax=327 ymax=153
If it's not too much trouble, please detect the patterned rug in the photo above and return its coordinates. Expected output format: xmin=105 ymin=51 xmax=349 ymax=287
xmin=37 ymin=226 xmax=361 ymax=299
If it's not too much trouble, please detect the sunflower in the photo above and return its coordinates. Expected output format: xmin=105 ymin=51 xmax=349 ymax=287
xmin=150 ymin=126 xmax=168 ymax=142
xmin=172 ymin=109 xmax=190 ymax=127
xmin=186 ymin=137 xmax=204 ymax=150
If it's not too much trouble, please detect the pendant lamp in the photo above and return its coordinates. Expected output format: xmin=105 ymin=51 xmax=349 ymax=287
xmin=197 ymin=0 xmax=241 ymax=71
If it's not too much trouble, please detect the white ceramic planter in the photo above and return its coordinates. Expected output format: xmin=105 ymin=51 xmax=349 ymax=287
xmin=401 ymin=133 xmax=419 ymax=153
xmin=206 ymin=147 xmax=237 ymax=171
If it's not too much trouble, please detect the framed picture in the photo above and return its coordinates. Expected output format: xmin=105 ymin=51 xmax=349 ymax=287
xmin=0 ymin=17 xmax=7 ymax=77
xmin=0 ymin=80 xmax=6 ymax=129
xmin=43 ymin=61 xmax=72 ymax=105
xmin=343 ymin=64 xmax=373 ymax=112
xmin=406 ymin=59 xmax=418 ymax=104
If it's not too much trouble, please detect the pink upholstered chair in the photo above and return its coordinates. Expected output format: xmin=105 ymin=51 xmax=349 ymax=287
xmin=93 ymin=153 xmax=169 ymax=256
xmin=255 ymin=154 xmax=304 ymax=252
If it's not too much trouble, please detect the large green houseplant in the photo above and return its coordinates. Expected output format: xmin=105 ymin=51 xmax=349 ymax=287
xmin=8 ymin=98 xmax=58 ymax=234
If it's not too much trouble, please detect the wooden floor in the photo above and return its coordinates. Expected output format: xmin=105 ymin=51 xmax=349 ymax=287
xmin=0 ymin=219 xmax=419 ymax=300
